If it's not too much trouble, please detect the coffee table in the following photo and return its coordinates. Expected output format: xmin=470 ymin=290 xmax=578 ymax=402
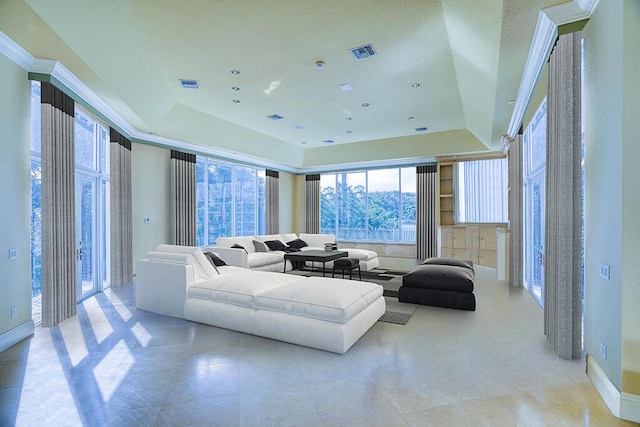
xmin=284 ymin=250 xmax=348 ymax=276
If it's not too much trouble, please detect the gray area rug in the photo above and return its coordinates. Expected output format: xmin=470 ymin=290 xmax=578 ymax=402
xmin=378 ymin=297 xmax=417 ymax=325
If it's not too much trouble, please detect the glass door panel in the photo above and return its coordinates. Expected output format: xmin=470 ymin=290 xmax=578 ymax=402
xmin=77 ymin=174 xmax=97 ymax=300
xmin=528 ymin=172 xmax=545 ymax=306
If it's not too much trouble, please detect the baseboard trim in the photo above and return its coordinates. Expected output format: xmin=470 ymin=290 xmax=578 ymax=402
xmin=586 ymin=353 xmax=640 ymax=423
xmin=620 ymin=389 xmax=640 ymax=422
xmin=0 ymin=320 xmax=35 ymax=354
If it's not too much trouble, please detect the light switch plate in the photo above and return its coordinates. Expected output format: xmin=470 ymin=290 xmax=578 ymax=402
xmin=599 ymin=264 xmax=610 ymax=280
xmin=9 ymin=249 xmax=17 ymax=259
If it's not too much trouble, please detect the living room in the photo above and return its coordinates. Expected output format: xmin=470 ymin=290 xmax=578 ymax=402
xmin=1 ymin=0 xmax=639 ymax=425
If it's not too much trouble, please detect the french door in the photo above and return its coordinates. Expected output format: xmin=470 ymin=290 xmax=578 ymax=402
xmin=525 ymin=171 xmax=545 ymax=306
xmin=76 ymin=173 xmax=99 ymax=300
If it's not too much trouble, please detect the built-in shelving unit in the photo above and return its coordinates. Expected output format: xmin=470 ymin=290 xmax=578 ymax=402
xmin=438 ymin=162 xmax=454 ymax=225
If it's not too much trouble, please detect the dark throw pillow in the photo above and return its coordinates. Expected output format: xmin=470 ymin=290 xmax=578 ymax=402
xmin=231 ymin=243 xmax=248 ymax=254
xmin=253 ymin=240 xmax=268 ymax=252
xmin=286 ymin=238 xmax=308 ymax=249
xmin=203 ymin=252 xmax=226 ymax=272
xmin=264 ymin=240 xmax=287 ymax=251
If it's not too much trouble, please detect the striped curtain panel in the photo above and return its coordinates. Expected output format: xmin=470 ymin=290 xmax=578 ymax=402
xmin=170 ymin=150 xmax=196 ymax=246
xmin=110 ymin=129 xmax=133 ymax=287
xmin=266 ymin=169 xmax=279 ymax=234
xmin=40 ymin=82 xmax=76 ymax=327
xmin=305 ymin=174 xmax=320 ymax=233
xmin=509 ymin=130 xmax=524 ymax=288
xmin=416 ymin=165 xmax=437 ymax=259
xmin=544 ymin=31 xmax=582 ymax=360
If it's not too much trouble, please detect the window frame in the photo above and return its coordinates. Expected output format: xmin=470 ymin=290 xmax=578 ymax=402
xmin=320 ymin=167 xmax=416 ymax=243
xmin=196 ymin=157 xmax=266 ymax=246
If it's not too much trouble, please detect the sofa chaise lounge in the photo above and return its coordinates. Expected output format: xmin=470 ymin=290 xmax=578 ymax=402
xmin=136 ymin=244 xmax=386 ymax=354
xmin=211 ymin=233 xmax=379 ymax=273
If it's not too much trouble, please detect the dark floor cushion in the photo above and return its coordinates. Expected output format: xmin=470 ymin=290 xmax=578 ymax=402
xmin=422 ymin=257 xmax=474 ymax=271
xmin=334 ymin=258 xmax=359 ymax=268
xmin=398 ymin=287 xmax=476 ymax=311
xmin=402 ymin=264 xmax=474 ymax=293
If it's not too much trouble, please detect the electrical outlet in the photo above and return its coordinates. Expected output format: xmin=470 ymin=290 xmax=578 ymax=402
xmin=11 ymin=306 xmax=16 ymax=318
xmin=600 ymin=343 xmax=607 ymax=360
xmin=599 ymin=264 xmax=610 ymax=280
xmin=9 ymin=248 xmax=17 ymax=259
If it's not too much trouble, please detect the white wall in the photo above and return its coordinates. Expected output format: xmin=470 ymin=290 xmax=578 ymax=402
xmin=619 ymin=0 xmax=640 ymax=395
xmin=0 ymin=54 xmax=32 ymax=337
xmin=583 ymin=0 xmax=626 ymax=390
xmin=131 ymin=142 xmax=171 ymax=273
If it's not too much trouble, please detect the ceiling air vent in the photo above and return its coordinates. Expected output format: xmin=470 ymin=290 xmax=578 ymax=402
xmin=351 ymin=44 xmax=377 ymax=60
xmin=415 ymin=127 xmax=428 ymax=132
xmin=180 ymin=79 xmax=199 ymax=89
xmin=267 ymin=114 xmax=285 ymax=120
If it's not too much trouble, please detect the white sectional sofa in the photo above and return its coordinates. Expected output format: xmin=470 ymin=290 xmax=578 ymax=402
xmin=136 ymin=244 xmax=386 ymax=354
xmin=211 ymin=233 xmax=379 ymax=272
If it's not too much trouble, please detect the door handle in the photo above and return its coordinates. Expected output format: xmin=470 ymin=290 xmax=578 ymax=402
xmin=77 ymin=248 xmax=82 ymax=261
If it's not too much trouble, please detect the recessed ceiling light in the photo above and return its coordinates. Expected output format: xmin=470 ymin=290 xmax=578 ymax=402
xmin=346 ymin=117 xmax=353 ymax=121
xmin=323 ymin=139 xmax=335 ymax=144
xmin=294 ymin=125 xmax=304 ymax=130
xmin=231 ymin=69 xmax=240 ymax=75
xmin=301 ymin=141 xmax=307 ymax=144
xmin=361 ymin=103 xmax=370 ymax=108
xmin=339 ymin=83 xmax=353 ymax=91
xmin=179 ymin=79 xmax=199 ymax=89
xmin=411 ymin=82 xmax=421 ymax=88
xmin=232 ymin=86 xmax=240 ymax=91
xmin=267 ymin=114 xmax=285 ymax=120
xmin=232 ymin=99 xmax=240 ymax=103
xmin=315 ymin=60 xmax=324 ymax=69
xmin=415 ymin=127 xmax=428 ymax=132
xmin=346 ymin=130 xmax=352 ymax=134
xmin=408 ymin=116 xmax=415 ymax=120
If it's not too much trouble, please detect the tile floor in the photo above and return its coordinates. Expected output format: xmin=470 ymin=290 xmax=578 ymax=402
xmin=1 ymin=266 xmax=637 ymax=426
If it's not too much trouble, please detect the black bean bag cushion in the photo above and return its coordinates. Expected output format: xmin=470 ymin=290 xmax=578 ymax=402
xmin=398 ymin=287 xmax=476 ymax=311
xmin=402 ymin=264 xmax=474 ymax=293
xmin=422 ymin=257 xmax=474 ymax=271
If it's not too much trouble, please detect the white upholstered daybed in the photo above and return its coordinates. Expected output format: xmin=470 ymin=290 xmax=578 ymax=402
xmin=135 ymin=245 xmax=385 ymax=354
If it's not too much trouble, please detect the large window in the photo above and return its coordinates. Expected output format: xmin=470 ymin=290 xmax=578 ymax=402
xmin=196 ymin=158 xmax=265 ymax=245
xmin=320 ymin=167 xmax=416 ymax=242
xmin=456 ymin=158 xmax=508 ymax=223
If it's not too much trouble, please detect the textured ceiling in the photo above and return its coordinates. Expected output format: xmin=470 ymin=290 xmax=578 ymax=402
xmin=0 ymin=0 xmax=563 ymax=169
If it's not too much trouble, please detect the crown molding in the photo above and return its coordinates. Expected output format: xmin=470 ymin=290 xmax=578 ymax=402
xmin=136 ymin=132 xmax=300 ymax=173
xmin=297 ymin=156 xmax=436 ymax=175
xmin=504 ymin=0 xmax=600 ymax=146
xmin=35 ymin=58 xmax=138 ymax=138
xmin=0 ymin=30 xmax=34 ymax=70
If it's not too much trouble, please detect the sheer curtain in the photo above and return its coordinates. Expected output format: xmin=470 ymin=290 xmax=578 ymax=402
xmin=266 ymin=169 xmax=279 ymax=234
xmin=305 ymin=174 xmax=320 ymax=233
xmin=544 ymin=31 xmax=582 ymax=360
xmin=109 ymin=128 xmax=133 ymax=287
xmin=40 ymin=82 xmax=76 ymax=326
xmin=457 ymin=158 xmax=508 ymax=223
xmin=416 ymin=165 xmax=437 ymax=259
xmin=170 ymin=150 xmax=196 ymax=246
